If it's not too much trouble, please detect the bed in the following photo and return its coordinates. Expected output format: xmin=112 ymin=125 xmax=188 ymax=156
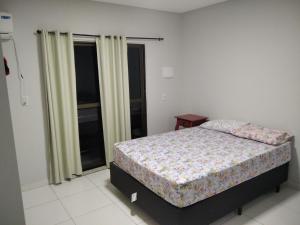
xmin=110 ymin=126 xmax=291 ymax=225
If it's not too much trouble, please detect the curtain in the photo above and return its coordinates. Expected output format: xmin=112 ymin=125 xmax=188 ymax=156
xmin=96 ymin=36 xmax=132 ymax=165
xmin=40 ymin=31 xmax=82 ymax=184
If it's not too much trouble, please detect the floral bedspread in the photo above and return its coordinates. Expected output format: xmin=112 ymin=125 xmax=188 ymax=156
xmin=114 ymin=127 xmax=291 ymax=208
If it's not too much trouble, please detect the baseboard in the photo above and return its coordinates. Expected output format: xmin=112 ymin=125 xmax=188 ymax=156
xmin=287 ymin=179 xmax=300 ymax=190
xmin=21 ymin=179 xmax=49 ymax=192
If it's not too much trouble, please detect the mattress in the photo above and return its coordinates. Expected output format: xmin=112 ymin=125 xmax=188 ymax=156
xmin=114 ymin=127 xmax=291 ymax=208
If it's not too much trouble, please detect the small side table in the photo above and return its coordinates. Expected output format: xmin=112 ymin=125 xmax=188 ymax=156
xmin=175 ymin=114 xmax=208 ymax=130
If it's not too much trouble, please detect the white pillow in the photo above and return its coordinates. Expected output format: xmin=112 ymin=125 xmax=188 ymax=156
xmin=232 ymin=123 xmax=293 ymax=145
xmin=200 ymin=120 xmax=248 ymax=134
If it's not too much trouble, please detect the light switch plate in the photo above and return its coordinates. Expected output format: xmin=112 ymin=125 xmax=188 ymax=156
xmin=161 ymin=67 xmax=174 ymax=79
xmin=131 ymin=192 xmax=137 ymax=203
xmin=21 ymin=95 xmax=29 ymax=106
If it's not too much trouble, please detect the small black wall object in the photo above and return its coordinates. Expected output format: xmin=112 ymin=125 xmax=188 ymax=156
xmin=4 ymin=57 xmax=10 ymax=75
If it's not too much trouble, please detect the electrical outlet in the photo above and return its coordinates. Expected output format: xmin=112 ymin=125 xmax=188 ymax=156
xmin=131 ymin=192 xmax=137 ymax=203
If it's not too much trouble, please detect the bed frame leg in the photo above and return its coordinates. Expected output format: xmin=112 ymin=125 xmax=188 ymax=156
xmin=237 ymin=207 xmax=243 ymax=216
xmin=275 ymin=185 xmax=281 ymax=193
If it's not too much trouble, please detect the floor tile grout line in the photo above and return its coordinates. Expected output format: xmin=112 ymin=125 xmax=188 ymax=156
xmin=97 ymin=182 xmax=277 ymax=225
xmin=49 ymin=177 xmax=97 ymax=194
xmin=51 ymin=183 xmax=114 ymax=223
xmin=23 ymin=174 xmax=113 ymax=224
xmin=98 ymin=187 xmax=150 ymax=225
xmin=23 ymin=176 xmax=97 ymax=201
xmin=25 ymin=170 xmax=298 ymax=225
xmin=23 ymin=198 xmax=59 ymax=210
xmin=242 ymin=214 xmax=265 ymax=225
xmin=23 ymin=175 xmax=93 ymax=193
xmin=24 ymin=197 xmax=73 ymax=225
xmin=277 ymin=204 xmax=300 ymax=216
xmin=53 ymin=217 xmax=74 ymax=225
xmin=56 ymin=199 xmax=77 ymax=225
xmin=51 ymin=181 xmax=114 ymax=221
xmin=96 ymin=184 xmax=131 ymax=205
xmin=243 ymin=210 xmax=263 ymax=222
xmin=85 ymin=172 xmax=110 ymax=186
xmin=22 ymin=184 xmax=58 ymax=210
xmin=96 ymin=186 xmax=144 ymax=224
xmin=70 ymin=202 xmax=114 ymax=220
xmin=54 ymin=186 xmax=97 ymax=200
xmin=50 ymin=181 xmax=103 ymax=200
xmin=264 ymin=194 xmax=300 ymax=216
xmin=97 ymin=186 xmax=129 ymax=208
xmin=52 ymin=186 xmax=78 ymax=225
xmin=242 ymin=190 xmax=300 ymax=221
xmin=241 ymin=189 xmax=300 ymax=225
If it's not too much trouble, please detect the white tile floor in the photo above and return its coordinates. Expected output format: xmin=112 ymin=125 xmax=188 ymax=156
xmin=22 ymin=169 xmax=300 ymax=225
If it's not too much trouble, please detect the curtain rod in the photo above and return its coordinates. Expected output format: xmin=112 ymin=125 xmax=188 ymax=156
xmin=36 ymin=30 xmax=164 ymax=41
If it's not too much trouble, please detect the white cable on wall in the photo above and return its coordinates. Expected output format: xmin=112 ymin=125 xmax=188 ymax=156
xmin=1 ymin=34 xmax=27 ymax=106
xmin=11 ymin=36 xmax=27 ymax=106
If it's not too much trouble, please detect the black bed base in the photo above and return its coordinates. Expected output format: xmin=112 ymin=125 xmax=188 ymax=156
xmin=110 ymin=162 xmax=289 ymax=225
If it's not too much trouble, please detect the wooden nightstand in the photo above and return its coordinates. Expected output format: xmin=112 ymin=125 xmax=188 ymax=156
xmin=175 ymin=114 xmax=208 ymax=130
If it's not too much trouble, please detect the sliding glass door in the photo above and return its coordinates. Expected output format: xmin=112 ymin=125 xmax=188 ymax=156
xmin=74 ymin=42 xmax=106 ymax=171
xmin=128 ymin=44 xmax=147 ymax=139
xmin=73 ymin=41 xmax=147 ymax=171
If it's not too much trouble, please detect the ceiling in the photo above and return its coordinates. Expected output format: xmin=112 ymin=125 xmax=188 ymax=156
xmin=91 ymin=0 xmax=230 ymax=13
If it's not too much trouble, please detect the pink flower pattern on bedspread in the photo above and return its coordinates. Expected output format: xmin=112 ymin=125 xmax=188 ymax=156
xmin=114 ymin=127 xmax=291 ymax=208
xmin=232 ymin=124 xmax=292 ymax=146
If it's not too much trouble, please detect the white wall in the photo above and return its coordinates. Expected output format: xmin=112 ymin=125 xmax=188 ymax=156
xmin=0 ymin=43 xmax=25 ymax=225
xmin=3 ymin=0 xmax=300 ymax=189
xmin=1 ymin=0 xmax=182 ymax=188
xmin=181 ymin=0 xmax=300 ymax=187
